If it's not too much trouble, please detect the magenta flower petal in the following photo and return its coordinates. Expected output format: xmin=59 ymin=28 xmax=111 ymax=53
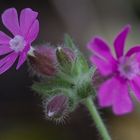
xmin=88 ymin=37 xmax=114 ymax=60
xmin=90 ymin=56 xmax=115 ymax=76
xmin=0 ymin=45 xmax=13 ymax=55
xmin=112 ymin=81 xmax=133 ymax=115
xmin=88 ymin=37 xmax=117 ymax=75
xmin=129 ymin=76 xmax=140 ymax=101
xmin=98 ymin=76 xmax=132 ymax=115
xmin=16 ymin=44 xmax=30 ymax=70
xmin=16 ymin=51 xmax=27 ymax=70
xmin=26 ymin=20 xmax=39 ymax=42
xmin=0 ymin=8 xmax=39 ymax=74
xmin=20 ymin=8 xmax=38 ymax=37
xmin=0 ymin=31 xmax=11 ymax=44
xmin=0 ymin=52 xmax=18 ymax=74
xmin=98 ymin=77 xmax=115 ymax=107
xmin=114 ymin=25 xmax=130 ymax=58
xmin=0 ymin=55 xmax=9 ymax=67
xmin=125 ymin=46 xmax=140 ymax=57
xmin=88 ymin=25 xmax=140 ymax=115
xmin=2 ymin=8 xmax=20 ymax=35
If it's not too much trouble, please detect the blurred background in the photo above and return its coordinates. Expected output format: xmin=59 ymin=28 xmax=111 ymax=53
xmin=0 ymin=0 xmax=140 ymax=139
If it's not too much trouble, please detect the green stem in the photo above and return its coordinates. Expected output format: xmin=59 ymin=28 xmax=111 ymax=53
xmin=84 ymin=97 xmax=111 ymax=140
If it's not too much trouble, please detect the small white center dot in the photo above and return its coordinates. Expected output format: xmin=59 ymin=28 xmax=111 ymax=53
xmin=9 ymin=35 xmax=26 ymax=52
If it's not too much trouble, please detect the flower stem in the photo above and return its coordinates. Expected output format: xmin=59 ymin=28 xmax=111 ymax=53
xmin=84 ymin=97 xmax=111 ymax=140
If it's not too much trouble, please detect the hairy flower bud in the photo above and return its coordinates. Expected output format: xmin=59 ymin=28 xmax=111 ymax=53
xmin=56 ymin=47 xmax=75 ymax=72
xmin=43 ymin=95 xmax=69 ymax=122
xmin=28 ymin=45 xmax=57 ymax=76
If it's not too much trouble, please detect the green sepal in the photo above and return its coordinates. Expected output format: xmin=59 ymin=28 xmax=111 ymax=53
xmin=76 ymin=67 xmax=96 ymax=99
xmin=32 ymin=79 xmax=77 ymax=111
xmin=32 ymin=82 xmax=66 ymax=97
xmin=32 ymin=76 xmax=73 ymax=97
xmin=64 ymin=34 xmax=89 ymax=74
xmin=56 ymin=47 xmax=73 ymax=74
xmin=72 ymin=52 xmax=89 ymax=74
xmin=64 ymin=34 xmax=77 ymax=50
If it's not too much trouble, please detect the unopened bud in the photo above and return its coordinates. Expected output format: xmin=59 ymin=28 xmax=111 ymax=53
xmin=43 ymin=95 xmax=69 ymax=122
xmin=28 ymin=45 xmax=57 ymax=76
xmin=56 ymin=47 xmax=75 ymax=72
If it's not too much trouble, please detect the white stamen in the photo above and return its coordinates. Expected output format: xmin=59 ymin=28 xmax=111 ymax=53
xmin=9 ymin=35 xmax=26 ymax=52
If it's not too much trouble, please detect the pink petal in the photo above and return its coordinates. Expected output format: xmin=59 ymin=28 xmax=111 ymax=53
xmin=0 ymin=55 xmax=9 ymax=67
xmin=0 ymin=45 xmax=13 ymax=55
xmin=129 ymin=76 xmax=140 ymax=101
xmin=112 ymin=78 xmax=133 ymax=115
xmin=88 ymin=37 xmax=117 ymax=75
xmin=20 ymin=8 xmax=38 ymax=37
xmin=90 ymin=56 xmax=116 ymax=76
xmin=0 ymin=52 xmax=18 ymax=74
xmin=0 ymin=31 xmax=11 ymax=44
xmin=2 ymin=8 xmax=20 ymax=35
xmin=125 ymin=46 xmax=140 ymax=57
xmin=114 ymin=25 xmax=131 ymax=58
xmin=98 ymin=77 xmax=115 ymax=107
xmin=16 ymin=51 xmax=27 ymax=70
xmin=88 ymin=37 xmax=114 ymax=60
xmin=98 ymin=76 xmax=133 ymax=115
xmin=26 ymin=20 xmax=39 ymax=43
xmin=16 ymin=44 xmax=30 ymax=70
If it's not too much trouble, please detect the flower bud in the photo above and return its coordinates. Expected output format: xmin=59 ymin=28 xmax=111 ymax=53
xmin=28 ymin=45 xmax=57 ymax=76
xmin=43 ymin=95 xmax=69 ymax=122
xmin=56 ymin=47 xmax=75 ymax=72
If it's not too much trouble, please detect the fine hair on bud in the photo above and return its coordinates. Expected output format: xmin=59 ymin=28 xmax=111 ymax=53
xmin=43 ymin=94 xmax=69 ymax=123
xmin=28 ymin=44 xmax=57 ymax=77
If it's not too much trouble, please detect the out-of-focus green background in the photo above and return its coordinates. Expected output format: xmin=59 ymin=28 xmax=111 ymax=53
xmin=1 ymin=0 xmax=140 ymax=140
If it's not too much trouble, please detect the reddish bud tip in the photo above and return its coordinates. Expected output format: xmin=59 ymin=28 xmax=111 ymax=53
xmin=43 ymin=95 xmax=69 ymax=122
xmin=28 ymin=45 xmax=57 ymax=77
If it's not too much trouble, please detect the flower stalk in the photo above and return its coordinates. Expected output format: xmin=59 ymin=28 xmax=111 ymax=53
xmin=84 ymin=97 xmax=111 ymax=140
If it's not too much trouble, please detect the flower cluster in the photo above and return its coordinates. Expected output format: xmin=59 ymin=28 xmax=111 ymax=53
xmin=1 ymin=8 xmax=140 ymax=117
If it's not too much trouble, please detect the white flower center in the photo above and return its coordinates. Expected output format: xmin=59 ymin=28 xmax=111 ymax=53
xmin=9 ymin=35 xmax=26 ymax=52
xmin=118 ymin=56 xmax=140 ymax=80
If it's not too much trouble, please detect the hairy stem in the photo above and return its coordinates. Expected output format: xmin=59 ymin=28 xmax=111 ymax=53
xmin=84 ymin=97 xmax=111 ymax=140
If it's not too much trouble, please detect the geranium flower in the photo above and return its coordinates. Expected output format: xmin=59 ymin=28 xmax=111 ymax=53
xmin=0 ymin=8 xmax=39 ymax=74
xmin=88 ymin=25 xmax=140 ymax=115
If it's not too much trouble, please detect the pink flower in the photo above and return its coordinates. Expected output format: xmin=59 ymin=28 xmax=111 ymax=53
xmin=0 ymin=8 xmax=39 ymax=74
xmin=88 ymin=25 xmax=140 ymax=115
